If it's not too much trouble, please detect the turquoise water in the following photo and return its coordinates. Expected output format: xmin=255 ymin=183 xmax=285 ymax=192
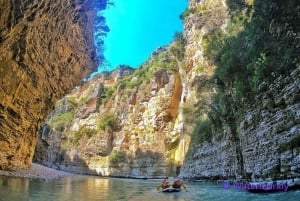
xmin=97 ymin=0 xmax=187 ymax=71
xmin=0 ymin=176 xmax=299 ymax=201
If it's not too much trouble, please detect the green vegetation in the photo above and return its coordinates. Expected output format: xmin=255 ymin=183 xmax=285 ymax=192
xmin=117 ymin=37 xmax=182 ymax=90
xmin=97 ymin=113 xmax=118 ymax=131
xmin=66 ymin=97 xmax=79 ymax=106
xmin=191 ymin=114 xmax=213 ymax=144
xmin=195 ymin=64 xmax=207 ymax=73
xmin=209 ymin=0 xmax=298 ymax=99
xmin=71 ymin=113 xmax=118 ymax=144
xmin=182 ymin=104 xmax=195 ymax=123
xmin=207 ymin=0 xmax=298 ymax=110
xmin=185 ymin=114 xmax=214 ymax=158
xmin=170 ymin=32 xmax=185 ymax=61
xmin=95 ymin=33 xmax=184 ymax=113
xmin=188 ymin=0 xmax=299 ymax=149
xmin=73 ymin=128 xmax=98 ymax=144
xmin=48 ymin=112 xmax=74 ymax=130
xmin=202 ymin=29 xmax=226 ymax=64
xmin=120 ymin=66 xmax=151 ymax=88
xmin=180 ymin=7 xmax=196 ymax=20
xmin=180 ymin=2 xmax=218 ymax=20
xmin=208 ymin=0 xmax=298 ymax=135
xmin=108 ymin=150 xmax=127 ymax=164
xmin=48 ymin=97 xmax=78 ymax=130
xmin=79 ymin=95 xmax=88 ymax=104
xmin=101 ymin=86 xmax=116 ymax=104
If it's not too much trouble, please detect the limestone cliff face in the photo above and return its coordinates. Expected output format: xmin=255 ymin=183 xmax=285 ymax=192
xmin=180 ymin=68 xmax=300 ymax=179
xmin=180 ymin=0 xmax=300 ymax=180
xmin=0 ymin=0 xmax=97 ymax=170
xmin=34 ymin=0 xmax=299 ymax=180
xmin=34 ymin=57 xmax=188 ymax=177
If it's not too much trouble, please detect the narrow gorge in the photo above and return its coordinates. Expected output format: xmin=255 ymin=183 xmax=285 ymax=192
xmin=0 ymin=0 xmax=299 ymax=182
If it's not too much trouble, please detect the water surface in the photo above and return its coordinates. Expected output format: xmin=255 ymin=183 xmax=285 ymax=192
xmin=0 ymin=176 xmax=299 ymax=201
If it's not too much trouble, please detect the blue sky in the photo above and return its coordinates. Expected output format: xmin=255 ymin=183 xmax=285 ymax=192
xmin=97 ymin=0 xmax=187 ymax=72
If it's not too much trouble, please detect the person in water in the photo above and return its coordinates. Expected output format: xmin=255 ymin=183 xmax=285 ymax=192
xmin=172 ymin=179 xmax=183 ymax=188
xmin=157 ymin=178 xmax=188 ymax=192
xmin=172 ymin=179 xmax=188 ymax=191
xmin=161 ymin=179 xmax=170 ymax=189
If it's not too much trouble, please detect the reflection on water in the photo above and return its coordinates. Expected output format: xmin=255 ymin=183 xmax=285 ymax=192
xmin=0 ymin=175 xmax=299 ymax=201
xmin=0 ymin=176 xmax=30 ymax=201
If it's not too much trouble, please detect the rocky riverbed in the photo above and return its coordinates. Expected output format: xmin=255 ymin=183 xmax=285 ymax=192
xmin=0 ymin=163 xmax=72 ymax=180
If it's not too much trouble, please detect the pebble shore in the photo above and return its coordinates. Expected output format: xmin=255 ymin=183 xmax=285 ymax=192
xmin=0 ymin=163 xmax=73 ymax=180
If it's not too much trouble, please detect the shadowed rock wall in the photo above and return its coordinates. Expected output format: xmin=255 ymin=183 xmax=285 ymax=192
xmin=180 ymin=68 xmax=300 ymax=180
xmin=179 ymin=0 xmax=300 ymax=180
xmin=0 ymin=0 xmax=97 ymax=170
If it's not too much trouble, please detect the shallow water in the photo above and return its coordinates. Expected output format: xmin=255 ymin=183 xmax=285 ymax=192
xmin=0 ymin=175 xmax=299 ymax=201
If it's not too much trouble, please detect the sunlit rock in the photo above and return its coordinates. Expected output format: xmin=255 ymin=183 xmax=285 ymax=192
xmin=0 ymin=0 xmax=97 ymax=170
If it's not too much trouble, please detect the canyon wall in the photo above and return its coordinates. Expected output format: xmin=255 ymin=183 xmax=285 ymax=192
xmin=33 ymin=0 xmax=227 ymax=177
xmin=34 ymin=0 xmax=300 ymax=180
xmin=34 ymin=61 xmax=189 ymax=177
xmin=180 ymin=68 xmax=300 ymax=180
xmin=0 ymin=0 xmax=97 ymax=170
xmin=179 ymin=0 xmax=300 ymax=180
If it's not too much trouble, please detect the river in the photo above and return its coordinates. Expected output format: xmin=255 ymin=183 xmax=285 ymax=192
xmin=0 ymin=175 xmax=299 ymax=201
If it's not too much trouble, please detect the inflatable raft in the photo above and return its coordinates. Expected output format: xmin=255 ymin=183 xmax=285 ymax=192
xmin=162 ymin=187 xmax=182 ymax=193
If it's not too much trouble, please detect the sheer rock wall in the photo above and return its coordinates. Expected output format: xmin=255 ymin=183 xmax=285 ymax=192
xmin=180 ymin=68 xmax=300 ymax=179
xmin=179 ymin=0 xmax=300 ymax=180
xmin=0 ymin=0 xmax=97 ymax=170
xmin=34 ymin=65 xmax=185 ymax=177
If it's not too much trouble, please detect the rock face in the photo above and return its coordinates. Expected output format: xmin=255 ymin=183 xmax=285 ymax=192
xmin=34 ymin=56 xmax=189 ymax=177
xmin=34 ymin=0 xmax=300 ymax=180
xmin=179 ymin=0 xmax=300 ymax=180
xmin=241 ymin=69 xmax=300 ymax=179
xmin=180 ymin=68 xmax=300 ymax=179
xmin=0 ymin=0 xmax=97 ymax=170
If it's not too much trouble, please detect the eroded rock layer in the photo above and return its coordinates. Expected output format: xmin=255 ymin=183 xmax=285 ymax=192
xmin=34 ymin=62 xmax=188 ymax=177
xmin=180 ymin=68 xmax=300 ymax=179
xmin=180 ymin=0 xmax=300 ymax=180
xmin=0 ymin=0 xmax=97 ymax=170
